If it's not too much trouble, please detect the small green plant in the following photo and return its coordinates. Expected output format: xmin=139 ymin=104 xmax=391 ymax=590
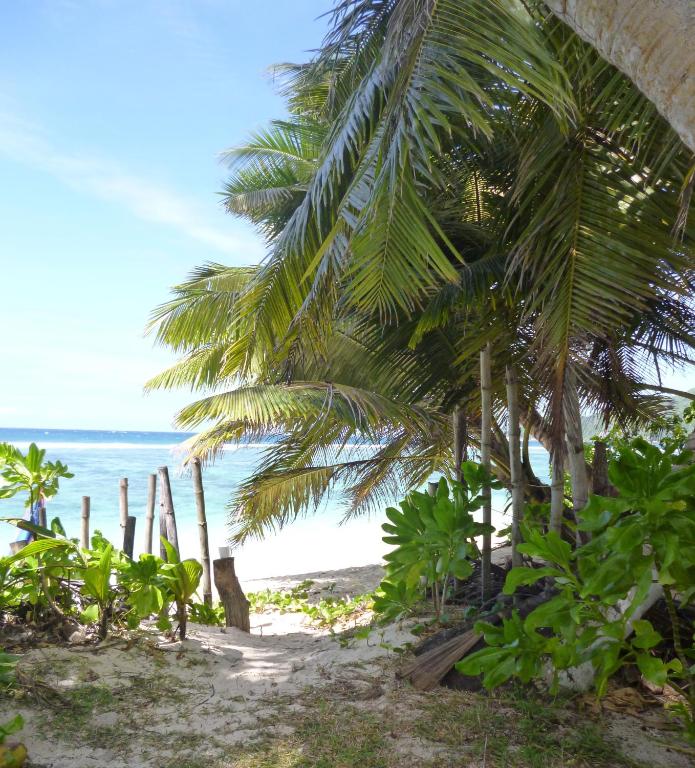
xmin=458 ymin=436 xmax=695 ymax=739
xmin=189 ymin=601 xmax=225 ymax=626
xmin=160 ymin=538 xmax=202 ymax=640
xmin=374 ymin=462 xmax=497 ymax=622
xmin=0 ymin=443 xmax=72 ymax=511
xmin=247 ymin=580 xmax=374 ymax=629
xmin=79 ymin=542 xmax=117 ymax=639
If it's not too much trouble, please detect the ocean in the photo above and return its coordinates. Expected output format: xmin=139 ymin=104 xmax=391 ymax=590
xmin=0 ymin=428 xmax=549 ymax=580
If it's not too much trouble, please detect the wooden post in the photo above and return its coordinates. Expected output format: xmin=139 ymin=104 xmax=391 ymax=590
xmin=123 ymin=515 xmax=136 ymax=558
xmin=81 ymin=496 xmax=90 ymax=549
xmin=119 ymin=478 xmax=128 ymax=531
xmin=159 ymin=496 xmax=168 ymax=560
xmin=158 ymin=466 xmax=179 ymax=557
xmin=213 ymin=557 xmax=250 ymax=632
xmin=192 ymin=458 xmax=212 ymax=606
xmin=480 ymin=342 xmax=492 ymax=601
xmin=506 ymin=366 xmax=523 ymax=568
xmin=144 ymin=473 xmax=156 ymax=555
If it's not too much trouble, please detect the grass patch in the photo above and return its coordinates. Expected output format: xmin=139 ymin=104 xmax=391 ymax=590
xmin=414 ymin=687 xmax=641 ymax=768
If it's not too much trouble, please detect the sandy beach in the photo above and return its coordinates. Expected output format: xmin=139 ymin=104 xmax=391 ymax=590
xmin=1 ymin=563 xmax=688 ymax=768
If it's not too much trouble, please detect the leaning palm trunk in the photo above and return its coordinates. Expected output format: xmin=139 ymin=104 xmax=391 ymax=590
xmin=480 ymin=343 xmax=492 ymax=600
xmin=505 ymin=366 xmax=523 ymax=567
xmin=545 ymin=0 xmax=695 ymax=152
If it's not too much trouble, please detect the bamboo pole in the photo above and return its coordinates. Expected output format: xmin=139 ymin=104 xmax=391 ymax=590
xmin=119 ymin=478 xmax=128 ymax=532
xmin=480 ymin=342 xmax=492 ymax=601
xmin=158 ymin=466 xmax=179 ymax=557
xmin=123 ymin=515 xmax=136 ymax=558
xmin=191 ymin=458 xmax=212 ymax=606
xmin=80 ymin=496 xmax=90 ymax=549
xmin=144 ymin=473 xmax=156 ymax=555
xmin=505 ymin=366 xmax=523 ymax=568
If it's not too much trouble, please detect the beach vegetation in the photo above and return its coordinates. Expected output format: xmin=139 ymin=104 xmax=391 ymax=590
xmin=0 ymin=443 xmax=72 ymax=513
xmin=375 ymin=464 xmax=498 ymax=622
xmin=457 ymin=432 xmax=695 ymax=737
xmin=0 ymin=458 xmax=202 ymax=642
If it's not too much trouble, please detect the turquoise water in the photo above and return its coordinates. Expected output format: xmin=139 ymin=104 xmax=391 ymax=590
xmin=0 ymin=428 xmax=549 ymax=579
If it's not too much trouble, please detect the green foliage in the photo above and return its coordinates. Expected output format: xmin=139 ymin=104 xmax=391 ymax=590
xmin=0 ymin=443 xmax=72 ymax=508
xmin=374 ymin=462 xmax=497 ymax=622
xmin=457 ymin=436 xmax=695 ymax=738
xmin=188 ymin=601 xmax=225 ymax=627
xmin=0 ymin=444 xmax=208 ymax=644
xmin=247 ymin=580 xmax=374 ymax=630
xmin=159 ymin=538 xmax=203 ymax=640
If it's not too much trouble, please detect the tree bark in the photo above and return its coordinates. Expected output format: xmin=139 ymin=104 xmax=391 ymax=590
xmin=506 ymin=366 xmax=523 ymax=568
xmin=213 ymin=558 xmax=250 ymax=632
xmin=545 ymin=0 xmax=695 ymax=152
xmin=563 ymin=372 xmax=589 ymax=533
xmin=549 ymin=451 xmax=565 ymax=535
xmin=453 ymin=406 xmax=467 ymax=483
xmin=480 ymin=343 xmax=492 ymax=600
xmin=591 ymin=440 xmax=613 ymax=496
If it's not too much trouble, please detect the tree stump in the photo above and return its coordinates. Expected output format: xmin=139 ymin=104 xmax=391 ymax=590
xmin=213 ymin=557 xmax=250 ymax=632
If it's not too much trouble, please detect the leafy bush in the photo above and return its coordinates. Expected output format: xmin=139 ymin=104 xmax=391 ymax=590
xmin=374 ymin=462 xmax=496 ymax=622
xmin=0 ymin=443 xmax=72 ymax=510
xmin=458 ymin=436 xmax=695 ymax=738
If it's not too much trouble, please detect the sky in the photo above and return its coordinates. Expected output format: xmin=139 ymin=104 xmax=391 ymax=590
xmin=0 ymin=1 xmax=692 ymax=432
xmin=0 ymin=0 xmax=328 ymax=431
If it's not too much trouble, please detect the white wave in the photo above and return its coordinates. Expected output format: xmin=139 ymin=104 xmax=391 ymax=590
xmin=11 ymin=441 xmax=184 ymax=451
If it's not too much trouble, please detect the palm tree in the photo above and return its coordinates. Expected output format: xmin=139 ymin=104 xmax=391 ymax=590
xmin=148 ymin=0 xmax=695 ymax=544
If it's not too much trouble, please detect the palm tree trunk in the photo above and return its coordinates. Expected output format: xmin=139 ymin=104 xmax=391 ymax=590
xmin=453 ymin=406 xmax=467 ymax=483
xmin=480 ymin=342 xmax=492 ymax=600
xmin=564 ymin=372 xmax=589 ymax=537
xmin=549 ymin=450 xmax=565 ymax=534
xmin=505 ymin=366 xmax=523 ymax=568
xmin=545 ymin=0 xmax=695 ymax=152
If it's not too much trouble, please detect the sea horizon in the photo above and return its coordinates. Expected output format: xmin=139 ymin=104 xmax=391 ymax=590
xmin=0 ymin=427 xmax=550 ymax=581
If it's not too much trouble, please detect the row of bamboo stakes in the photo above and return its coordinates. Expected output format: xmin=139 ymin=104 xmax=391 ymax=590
xmin=79 ymin=458 xmax=213 ymax=606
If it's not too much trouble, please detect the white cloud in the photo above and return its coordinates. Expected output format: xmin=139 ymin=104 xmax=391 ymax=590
xmin=0 ymin=112 xmax=258 ymax=257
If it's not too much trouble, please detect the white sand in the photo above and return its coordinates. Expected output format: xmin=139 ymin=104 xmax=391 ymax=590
xmin=1 ymin=562 xmax=687 ymax=768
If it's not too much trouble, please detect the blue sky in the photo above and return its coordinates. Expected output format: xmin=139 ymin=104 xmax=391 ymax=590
xmin=0 ymin=2 xmax=692 ymax=431
xmin=0 ymin=0 xmax=328 ymax=430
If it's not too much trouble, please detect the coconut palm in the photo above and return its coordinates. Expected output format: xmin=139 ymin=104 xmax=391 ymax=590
xmin=148 ymin=0 xmax=695 ymax=543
